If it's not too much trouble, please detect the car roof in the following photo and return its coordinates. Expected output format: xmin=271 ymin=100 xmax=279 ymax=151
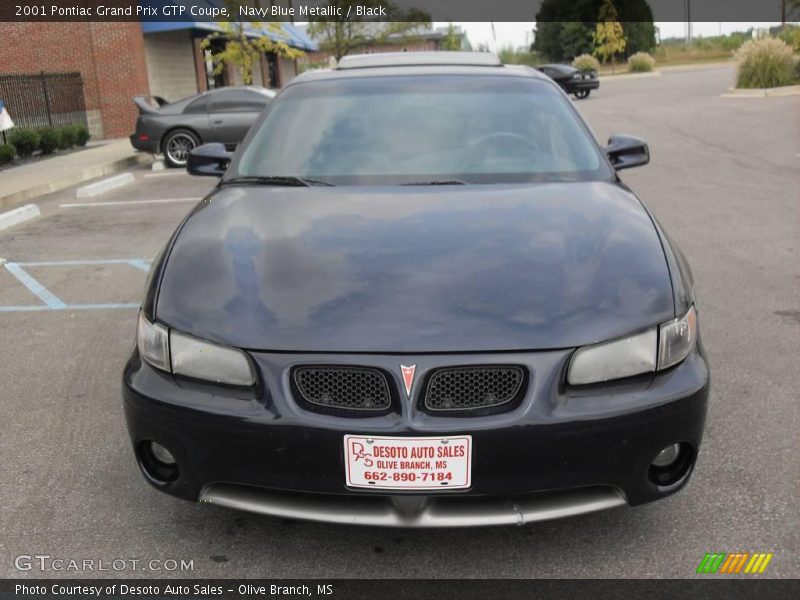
xmin=291 ymin=52 xmax=551 ymax=84
xmin=205 ymin=86 xmax=276 ymax=97
xmin=338 ymin=51 xmax=502 ymax=69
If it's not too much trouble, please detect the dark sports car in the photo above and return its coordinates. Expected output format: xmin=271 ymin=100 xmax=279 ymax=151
xmin=123 ymin=52 xmax=708 ymax=527
xmin=129 ymin=86 xmax=275 ymax=167
xmin=537 ymin=63 xmax=600 ymax=99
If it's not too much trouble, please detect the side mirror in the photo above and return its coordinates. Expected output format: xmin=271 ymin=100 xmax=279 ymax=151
xmin=604 ymin=135 xmax=649 ymax=170
xmin=187 ymin=143 xmax=233 ymax=177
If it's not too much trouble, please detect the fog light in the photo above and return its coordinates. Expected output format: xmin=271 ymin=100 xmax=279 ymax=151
xmin=653 ymin=443 xmax=681 ymax=467
xmin=648 ymin=442 xmax=694 ymax=489
xmin=138 ymin=440 xmax=179 ymax=484
xmin=150 ymin=441 xmax=176 ymax=466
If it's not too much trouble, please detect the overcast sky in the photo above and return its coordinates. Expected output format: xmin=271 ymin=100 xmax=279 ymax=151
xmin=439 ymin=22 xmax=786 ymax=50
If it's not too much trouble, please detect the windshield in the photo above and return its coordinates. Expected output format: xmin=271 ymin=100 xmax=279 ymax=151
xmin=234 ymin=75 xmax=612 ymax=185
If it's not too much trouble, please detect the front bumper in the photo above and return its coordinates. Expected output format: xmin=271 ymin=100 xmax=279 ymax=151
xmin=122 ymin=346 xmax=709 ymax=526
xmin=564 ymin=79 xmax=600 ymax=92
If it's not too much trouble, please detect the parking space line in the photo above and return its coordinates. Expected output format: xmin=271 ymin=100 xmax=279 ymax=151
xmin=60 ymin=197 xmax=201 ymax=208
xmin=128 ymin=259 xmax=151 ymax=272
xmin=16 ymin=259 xmax=152 ymax=268
xmin=1 ymin=259 xmax=151 ymax=313
xmin=4 ymin=262 xmax=67 ymax=309
xmin=0 ymin=305 xmax=52 ymax=313
xmin=0 ymin=303 xmax=138 ymax=313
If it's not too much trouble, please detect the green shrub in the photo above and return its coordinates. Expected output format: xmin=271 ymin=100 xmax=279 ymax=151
xmin=8 ymin=129 xmax=40 ymax=157
xmin=777 ymin=26 xmax=800 ymax=53
xmin=38 ymin=127 xmax=61 ymax=155
xmin=73 ymin=124 xmax=90 ymax=146
xmin=794 ymin=56 xmax=800 ymax=84
xmin=627 ymin=52 xmax=656 ymax=72
xmin=57 ymin=124 xmax=76 ymax=149
xmin=735 ymin=38 xmax=795 ymax=88
xmin=0 ymin=143 xmax=16 ymax=165
xmin=572 ymin=53 xmax=600 ymax=72
xmin=498 ymin=46 xmax=543 ymax=67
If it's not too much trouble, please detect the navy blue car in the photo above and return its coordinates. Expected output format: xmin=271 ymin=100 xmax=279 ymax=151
xmin=123 ymin=52 xmax=709 ymax=527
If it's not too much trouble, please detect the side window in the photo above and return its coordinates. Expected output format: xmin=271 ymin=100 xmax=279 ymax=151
xmin=184 ymin=96 xmax=208 ymax=114
xmin=211 ymin=90 xmax=269 ymax=113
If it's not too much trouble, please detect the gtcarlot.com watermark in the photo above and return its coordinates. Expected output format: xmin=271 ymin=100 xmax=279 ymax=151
xmin=14 ymin=554 xmax=194 ymax=573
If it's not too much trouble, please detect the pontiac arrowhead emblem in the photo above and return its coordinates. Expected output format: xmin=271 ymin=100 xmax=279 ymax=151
xmin=400 ymin=365 xmax=416 ymax=398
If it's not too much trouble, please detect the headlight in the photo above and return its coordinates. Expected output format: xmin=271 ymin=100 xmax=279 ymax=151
xmin=567 ymin=306 xmax=697 ymax=385
xmin=657 ymin=305 xmax=697 ymax=370
xmin=567 ymin=328 xmax=657 ymax=385
xmin=170 ymin=330 xmax=255 ymax=386
xmin=137 ymin=312 xmax=170 ymax=372
xmin=136 ymin=312 xmax=255 ymax=386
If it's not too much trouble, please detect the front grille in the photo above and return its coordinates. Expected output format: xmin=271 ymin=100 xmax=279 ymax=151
xmin=424 ymin=366 xmax=525 ymax=411
xmin=293 ymin=366 xmax=392 ymax=411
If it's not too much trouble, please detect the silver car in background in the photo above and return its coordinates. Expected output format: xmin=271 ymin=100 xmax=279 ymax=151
xmin=129 ymin=86 xmax=275 ymax=167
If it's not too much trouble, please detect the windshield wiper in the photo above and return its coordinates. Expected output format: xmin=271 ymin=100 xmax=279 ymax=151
xmin=400 ymin=179 xmax=469 ymax=186
xmin=221 ymin=175 xmax=334 ymax=187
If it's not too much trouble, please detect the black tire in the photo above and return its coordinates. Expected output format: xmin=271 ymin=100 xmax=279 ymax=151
xmin=574 ymin=90 xmax=590 ymax=100
xmin=162 ymin=128 xmax=200 ymax=168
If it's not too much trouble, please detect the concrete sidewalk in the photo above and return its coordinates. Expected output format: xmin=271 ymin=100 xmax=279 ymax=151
xmin=0 ymin=138 xmax=150 ymax=209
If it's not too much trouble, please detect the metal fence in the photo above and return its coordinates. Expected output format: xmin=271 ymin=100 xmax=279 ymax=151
xmin=0 ymin=72 xmax=88 ymax=133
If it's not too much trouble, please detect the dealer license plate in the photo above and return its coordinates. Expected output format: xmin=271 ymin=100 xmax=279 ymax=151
xmin=344 ymin=434 xmax=472 ymax=490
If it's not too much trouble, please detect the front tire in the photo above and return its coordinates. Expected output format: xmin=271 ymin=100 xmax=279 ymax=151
xmin=574 ymin=90 xmax=590 ymax=100
xmin=162 ymin=128 xmax=200 ymax=168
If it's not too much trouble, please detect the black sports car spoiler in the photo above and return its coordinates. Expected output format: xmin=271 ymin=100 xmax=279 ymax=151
xmin=133 ymin=95 xmax=169 ymax=114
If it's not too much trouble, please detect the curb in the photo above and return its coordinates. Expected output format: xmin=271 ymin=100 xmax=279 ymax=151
xmin=0 ymin=153 xmax=150 ymax=210
xmin=0 ymin=204 xmax=41 ymax=232
xmin=722 ymin=84 xmax=800 ymax=98
xmin=76 ymin=172 xmax=135 ymax=198
xmin=600 ymin=71 xmax=663 ymax=81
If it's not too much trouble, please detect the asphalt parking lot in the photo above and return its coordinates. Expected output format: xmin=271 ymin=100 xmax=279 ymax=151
xmin=0 ymin=64 xmax=797 ymax=579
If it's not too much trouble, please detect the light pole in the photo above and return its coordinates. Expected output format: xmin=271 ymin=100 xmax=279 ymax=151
xmin=685 ymin=0 xmax=692 ymax=42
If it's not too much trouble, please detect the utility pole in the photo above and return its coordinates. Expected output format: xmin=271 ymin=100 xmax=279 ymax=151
xmin=685 ymin=0 xmax=692 ymax=42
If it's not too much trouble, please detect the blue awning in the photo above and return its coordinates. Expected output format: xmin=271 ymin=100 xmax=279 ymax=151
xmin=139 ymin=1 xmax=318 ymax=51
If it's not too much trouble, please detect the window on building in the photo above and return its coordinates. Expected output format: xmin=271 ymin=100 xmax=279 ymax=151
xmin=204 ymin=46 xmax=226 ymax=90
xmin=264 ymin=52 xmax=280 ymax=89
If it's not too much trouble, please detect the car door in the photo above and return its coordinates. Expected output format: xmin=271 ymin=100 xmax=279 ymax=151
xmin=208 ymin=89 xmax=271 ymax=149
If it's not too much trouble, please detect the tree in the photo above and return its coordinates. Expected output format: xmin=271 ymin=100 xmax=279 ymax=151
xmin=593 ymin=0 xmax=626 ymax=73
xmin=559 ymin=22 xmax=595 ymax=60
xmin=201 ymin=1 xmax=303 ymax=85
xmin=307 ymin=1 xmax=431 ymax=61
xmin=441 ymin=23 xmax=462 ymax=51
xmin=533 ymin=0 xmax=654 ymax=62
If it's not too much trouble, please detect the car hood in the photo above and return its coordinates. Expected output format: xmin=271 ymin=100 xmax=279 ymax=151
xmin=156 ymin=182 xmax=674 ymax=353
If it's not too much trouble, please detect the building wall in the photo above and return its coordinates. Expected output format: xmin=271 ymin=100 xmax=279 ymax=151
xmin=143 ymin=31 xmax=198 ymax=102
xmin=0 ymin=22 xmax=149 ymax=139
xmin=279 ymin=56 xmax=298 ymax=85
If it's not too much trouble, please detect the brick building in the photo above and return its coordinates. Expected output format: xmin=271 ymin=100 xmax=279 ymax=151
xmin=0 ymin=17 xmax=315 ymax=140
xmin=0 ymin=23 xmax=149 ymax=139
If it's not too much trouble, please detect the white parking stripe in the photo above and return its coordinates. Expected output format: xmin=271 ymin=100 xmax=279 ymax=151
xmin=60 ymin=197 xmax=201 ymax=208
xmin=143 ymin=171 xmax=189 ymax=178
